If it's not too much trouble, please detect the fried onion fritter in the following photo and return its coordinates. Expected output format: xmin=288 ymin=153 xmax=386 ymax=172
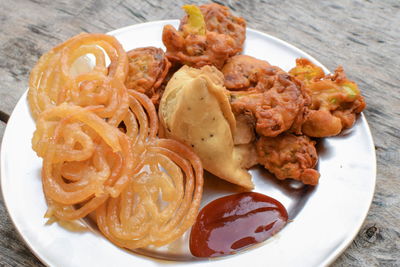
xmin=288 ymin=58 xmax=325 ymax=82
xmin=125 ymin=47 xmax=171 ymax=105
xmin=162 ymin=4 xmax=246 ymax=69
xmin=289 ymin=58 xmax=366 ymax=137
xmin=256 ymin=133 xmax=320 ymax=185
xmin=222 ymin=55 xmax=271 ymax=90
xmin=230 ymin=66 xmax=310 ymax=137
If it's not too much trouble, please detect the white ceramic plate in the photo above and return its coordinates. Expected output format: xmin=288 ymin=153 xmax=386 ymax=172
xmin=1 ymin=20 xmax=376 ymax=267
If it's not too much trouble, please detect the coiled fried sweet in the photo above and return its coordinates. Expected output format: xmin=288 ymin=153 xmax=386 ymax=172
xmin=29 ymin=33 xmax=204 ymax=250
xmin=97 ymin=138 xmax=203 ymax=249
xmin=32 ymin=93 xmax=204 ymax=248
xmin=96 ymin=90 xmax=204 ymax=249
xmin=33 ymin=104 xmax=134 ymax=220
xmin=28 ymin=33 xmax=129 ymax=126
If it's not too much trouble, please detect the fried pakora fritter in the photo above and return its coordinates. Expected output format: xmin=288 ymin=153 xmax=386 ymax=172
xmin=229 ymin=66 xmax=310 ymax=137
xmin=222 ymin=55 xmax=271 ymax=90
xmin=288 ymin=58 xmax=325 ymax=82
xmin=125 ymin=47 xmax=171 ymax=105
xmin=289 ymin=58 xmax=366 ymax=137
xmin=162 ymin=4 xmax=246 ymax=69
xmin=256 ymin=133 xmax=320 ymax=185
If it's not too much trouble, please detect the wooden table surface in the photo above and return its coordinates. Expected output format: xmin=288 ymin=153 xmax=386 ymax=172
xmin=0 ymin=0 xmax=399 ymax=266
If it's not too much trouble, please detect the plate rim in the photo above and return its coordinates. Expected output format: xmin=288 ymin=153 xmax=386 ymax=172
xmin=0 ymin=19 xmax=376 ymax=267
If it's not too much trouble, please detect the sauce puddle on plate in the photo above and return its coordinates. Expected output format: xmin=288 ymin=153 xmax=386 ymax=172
xmin=190 ymin=192 xmax=288 ymax=257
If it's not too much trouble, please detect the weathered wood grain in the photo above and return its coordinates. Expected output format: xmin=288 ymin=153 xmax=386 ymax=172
xmin=0 ymin=122 xmax=5 ymax=142
xmin=0 ymin=0 xmax=399 ymax=266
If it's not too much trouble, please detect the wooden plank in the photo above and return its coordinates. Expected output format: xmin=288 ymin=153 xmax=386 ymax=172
xmin=0 ymin=121 xmax=4 ymax=141
xmin=0 ymin=0 xmax=399 ymax=266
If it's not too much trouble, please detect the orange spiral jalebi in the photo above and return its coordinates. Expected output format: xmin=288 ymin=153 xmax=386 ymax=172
xmin=94 ymin=89 xmax=203 ymax=249
xmin=96 ymin=138 xmax=203 ymax=249
xmin=28 ymin=33 xmax=129 ymax=126
xmin=32 ymin=104 xmax=134 ymax=220
xmin=29 ymin=33 xmax=204 ymax=251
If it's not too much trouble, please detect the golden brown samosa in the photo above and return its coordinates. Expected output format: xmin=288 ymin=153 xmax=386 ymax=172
xmin=159 ymin=65 xmax=254 ymax=189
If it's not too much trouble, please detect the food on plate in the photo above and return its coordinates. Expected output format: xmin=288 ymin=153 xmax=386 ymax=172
xmin=190 ymin=192 xmax=288 ymax=257
xmin=222 ymin=55 xmax=366 ymax=185
xmin=159 ymin=65 xmax=254 ymax=189
xmin=233 ymin=113 xmax=256 ymax=145
xmin=29 ymin=33 xmax=204 ymax=250
xmin=229 ymin=65 xmax=310 ymax=137
xmin=231 ymin=113 xmax=258 ymax=169
xmin=125 ymin=47 xmax=171 ymax=105
xmin=162 ymin=3 xmax=246 ymax=68
xmin=97 ymin=138 xmax=203 ymax=249
xmin=288 ymin=58 xmax=325 ymax=82
xmin=256 ymin=133 xmax=320 ymax=185
xmin=23 ymin=1 xmax=369 ymax=260
xmin=289 ymin=58 xmax=366 ymax=137
xmin=28 ymin=33 xmax=129 ymax=126
xmin=120 ymin=90 xmax=159 ymax=148
xmin=222 ymin=55 xmax=271 ymax=90
xmin=32 ymin=103 xmax=134 ymax=220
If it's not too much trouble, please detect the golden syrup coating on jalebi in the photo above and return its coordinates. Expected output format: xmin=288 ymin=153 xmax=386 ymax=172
xmin=28 ymin=33 xmax=129 ymax=126
xmin=32 ymin=103 xmax=134 ymax=220
xmin=97 ymin=138 xmax=203 ymax=249
xmin=97 ymin=90 xmax=203 ymax=248
xmin=28 ymin=33 xmax=204 ymax=250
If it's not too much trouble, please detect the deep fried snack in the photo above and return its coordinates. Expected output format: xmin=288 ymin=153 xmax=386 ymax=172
xmin=29 ymin=31 xmax=205 ymax=250
xmin=162 ymin=4 xmax=246 ymax=68
xmin=32 ymin=104 xmax=134 ymax=221
xmin=230 ymin=67 xmax=310 ymax=137
xmin=122 ymin=90 xmax=158 ymax=146
xmin=289 ymin=58 xmax=366 ymax=137
xmin=222 ymin=55 xmax=271 ymax=90
xmin=28 ymin=33 xmax=129 ymax=126
xmin=96 ymin=138 xmax=203 ymax=249
xmin=97 ymin=90 xmax=203 ymax=249
xmin=125 ymin=47 xmax=171 ymax=105
xmin=288 ymin=58 xmax=325 ymax=82
xmin=256 ymin=133 xmax=320 ymax=185
xmin=33 ymin=91 xmax=204 ymax=248
xmin=159 ymin=65 xmax=254 ymax=189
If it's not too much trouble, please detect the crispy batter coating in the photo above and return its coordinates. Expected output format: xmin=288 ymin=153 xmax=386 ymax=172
xmin=289 ymin=58 xmax=366 ymax=137
xmin=125 ymin=47 xmax=171 ymax=105
xmin=230 ymin=66 xmax=310 ymax=137
xmin=288 ymin=58 xmax=324 ymax=82
xmin=222 ymin=55 xmax=271 ymax=90
xmin=198 ymin=4 xmax=245 ymax=51
xmin=162 ymin=4 xmax=246 ymax=68
xmin=256 ymin=133 xmax=320 ymax=185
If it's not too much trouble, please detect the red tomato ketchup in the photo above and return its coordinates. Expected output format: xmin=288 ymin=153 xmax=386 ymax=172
xmin=189 ymin=192 xmax=288 ymax=257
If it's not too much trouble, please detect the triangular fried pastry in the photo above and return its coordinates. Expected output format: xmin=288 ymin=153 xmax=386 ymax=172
xmin=159 ymin=65 xmax=254 ymax=189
